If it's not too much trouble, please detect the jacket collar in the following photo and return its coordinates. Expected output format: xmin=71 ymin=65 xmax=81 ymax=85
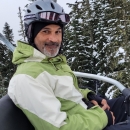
xmin=12 ymin=41 xmax=67 ymax=65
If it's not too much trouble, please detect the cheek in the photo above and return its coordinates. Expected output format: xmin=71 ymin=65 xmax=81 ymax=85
xmin=58 ymin=35 xmax=62 ymax=43
xmin=34 ymin=37 xmax=44 ymax=48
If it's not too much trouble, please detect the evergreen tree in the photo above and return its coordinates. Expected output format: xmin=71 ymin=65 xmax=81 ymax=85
xmin=0 ymin=23 xmax=16 ymax=98
xmin=103 ymin=0 xmax=130 ymax=98
xmin=0 ymin=43 xmax=8 ymax=98
xmin=86 ymin=0 xmax=118 ymax=96
xmin=0 ymin=72 xmax=6 ymax=98
xmin=18 ymin=7 xmax=27 ymax=41
xmin=63 ymin=0 xmax=100 ymax=90
xmin=3 ymin=23 xmax=14 ymax=43
xmin=63 ymin=0 xmax=130 ymax=98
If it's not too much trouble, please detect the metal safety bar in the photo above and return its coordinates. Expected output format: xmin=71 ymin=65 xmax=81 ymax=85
xmin=0 ymin=33 xmax=15 ymax=52
xmin=74 ymin=71 xmax=126 ymax=92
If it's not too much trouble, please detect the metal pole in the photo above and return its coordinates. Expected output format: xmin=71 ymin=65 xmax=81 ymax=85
xmin=0 ymin=33 xmax=15 ymax=52
xmin=74 ymin=71 xmax=126 ymax=92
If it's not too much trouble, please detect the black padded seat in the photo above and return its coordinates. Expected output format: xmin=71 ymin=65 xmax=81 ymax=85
xmin=0 ymin=94 xmax=34 ymax=130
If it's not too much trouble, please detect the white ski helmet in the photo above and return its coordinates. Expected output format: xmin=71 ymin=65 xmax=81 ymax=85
xmin=24 ymin=0 xmax=70 ymax=43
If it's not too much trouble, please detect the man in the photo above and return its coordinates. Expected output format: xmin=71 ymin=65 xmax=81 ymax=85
xmin=8 ymin=0 xmax=128 ymax=130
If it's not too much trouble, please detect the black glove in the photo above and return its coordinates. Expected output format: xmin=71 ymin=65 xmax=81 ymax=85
xmin=87 ymin=93 xmax=114 ymax=126
xmin=82 ymin=98 xmax=94 ymax=109
xmin=82 ymin=98 xmax=113 ymax=126
xmin=87 ymin=92 xmax=103 ymax=105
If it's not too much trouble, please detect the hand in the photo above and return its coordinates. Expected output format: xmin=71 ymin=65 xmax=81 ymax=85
xmin=91 ymin=99 xmax=115 ymax=125
xmin=90 ymin=100 xmax=99 ymax=106
xmin=90 ymin=99 xmax=110 ymax=110
xmin=101 ymin=99 xmax=110 ymax=110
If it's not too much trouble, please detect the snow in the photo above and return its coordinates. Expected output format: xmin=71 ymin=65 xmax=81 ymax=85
xmin=93 ymin=51 xmax=97 ymax=56
xmin=105 ymin=85 xmax=116 ymax=99
xmin=115 ymin=47 xmax=125 ymax=58
xmin=118 ymin=59 xmax=125 ymax=64
xmin=72 ymin=57 xmax=76 ymax=62
xmin=0 ymin=40 xmax=4 ymax=45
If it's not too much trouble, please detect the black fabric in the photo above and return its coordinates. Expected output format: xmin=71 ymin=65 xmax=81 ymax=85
xmin=33 ymin=22 xmax=51 ymax=40
xmin=82 ymin=98 xmax=95 ymax=109
xmin=105 ymin=110 xmax=113 ymax=126
xmin=87 ymin=92 xmax=103 ymax=104
xmin=0 ymin=95 xmax=34 ymax=130
xmin=104 ymin=96 xmax=129 ymax=130
xmin=104 ymin=124 xmax=130 ymax=130
xmin=107 ymin=96 xmax=127 ymax=124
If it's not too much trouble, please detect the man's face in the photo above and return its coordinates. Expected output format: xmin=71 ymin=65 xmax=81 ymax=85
xmin=34 ymin=24 xmax=62 ymax=57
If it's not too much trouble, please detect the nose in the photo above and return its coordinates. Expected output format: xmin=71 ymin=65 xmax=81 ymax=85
xmin=48 ymin=33 xmax=58 ymax=42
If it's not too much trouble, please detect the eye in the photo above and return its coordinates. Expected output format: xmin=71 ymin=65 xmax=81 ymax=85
xmin=56 ymin=30 xmax=62 ymax=34
xmin=42 ymin=30 xmax=50 ymax=34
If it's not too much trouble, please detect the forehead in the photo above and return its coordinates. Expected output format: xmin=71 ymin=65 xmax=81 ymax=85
xmin=42 ymin=24 xmax=62 ymax=30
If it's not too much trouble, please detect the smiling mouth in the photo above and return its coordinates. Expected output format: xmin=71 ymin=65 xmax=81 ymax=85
xmin=42 ymin=42 xmax=60 ymax=50
xmin=45 ymin=42 xmax=59 ymax=47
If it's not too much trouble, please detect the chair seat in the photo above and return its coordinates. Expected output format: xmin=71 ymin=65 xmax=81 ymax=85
xmin=0 ymin=94 xmax=34 ymax=130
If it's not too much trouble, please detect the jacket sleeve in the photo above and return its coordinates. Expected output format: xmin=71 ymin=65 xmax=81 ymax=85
xmin=8 ymin=74 xmax=108 ymax=130
xmin=71 ymin=73 xmax=95 ymax=101
xmin=79 ymin=88 xmax=104 ymax=107
xmin=79 ymin=88 xmax=95 ymax=100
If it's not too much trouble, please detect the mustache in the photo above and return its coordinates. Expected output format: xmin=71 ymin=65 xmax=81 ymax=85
xmin=44 ymin=42 xmax=60 ymax=46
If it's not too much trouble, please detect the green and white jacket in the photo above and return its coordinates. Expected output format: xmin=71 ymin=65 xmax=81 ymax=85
xmin=8 ymin=41 xmax=108 ymax=130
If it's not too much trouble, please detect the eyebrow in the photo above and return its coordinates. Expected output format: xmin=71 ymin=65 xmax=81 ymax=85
xmin=43 ymin=27 xmax=62 ymax=30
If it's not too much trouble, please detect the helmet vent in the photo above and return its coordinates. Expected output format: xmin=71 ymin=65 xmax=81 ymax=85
xmin=35 ymin=5 xmax=42 ymax=10
xmin=51 ymin=3 xmax=55 ymax=9
xmin=27 ymin=9 xmax=31 ymax=13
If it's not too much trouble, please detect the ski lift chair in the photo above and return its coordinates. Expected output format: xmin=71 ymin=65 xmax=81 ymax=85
xmin=0 ymin=94 xmax=34 ymax=130
xmin=0 ymin=72 xmax=130 ymax=130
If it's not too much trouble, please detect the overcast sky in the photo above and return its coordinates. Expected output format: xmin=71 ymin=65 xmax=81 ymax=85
xmin=0 ymin=0 xmax=75 ymax=43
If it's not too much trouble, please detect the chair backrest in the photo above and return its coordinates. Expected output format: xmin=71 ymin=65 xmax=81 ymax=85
xmin=0 ymin=94 xmax=34 ymax=130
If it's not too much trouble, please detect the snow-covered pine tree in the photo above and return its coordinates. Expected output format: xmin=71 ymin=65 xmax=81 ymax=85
xmin=63 ymin=0 xmax=100 ymax=91
xmin=86 ymin=0 xmax=111 ymax=95
xmin=120 ymin=0 xmax=130 ymax=90
xmin=0 ymin=72 xmax=7 ymax=98
xmin=18 ymin=7 xmax=27 ymax=42
xmin=104 ymin=0 xmax=130 ymax=98
xmin=0 ymin=43 xmax=8 ymax=98
xmin=0 ymin=23 xmax=16 ymax=98
xmin=3 ymin=23 xmax=14 ymax=43
xmin=63 ymin=0 xmax=130 ymax=98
